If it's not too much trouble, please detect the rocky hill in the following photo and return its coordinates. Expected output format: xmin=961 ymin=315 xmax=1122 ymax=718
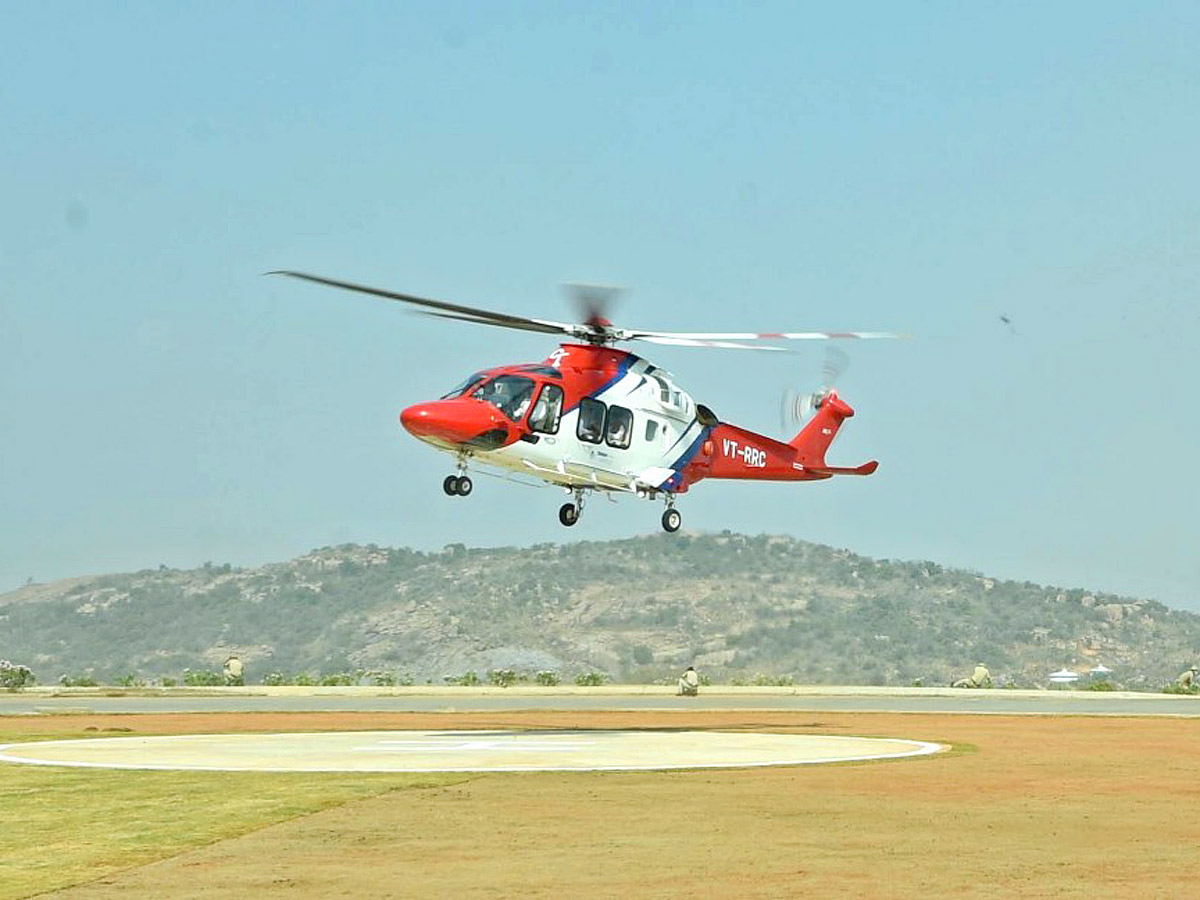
xmin=2 ymin=533 xmax=1197 ymax=689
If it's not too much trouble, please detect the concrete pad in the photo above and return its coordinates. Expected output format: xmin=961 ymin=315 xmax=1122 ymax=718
xmin=0 ymin=730 xmax=944 ymax=773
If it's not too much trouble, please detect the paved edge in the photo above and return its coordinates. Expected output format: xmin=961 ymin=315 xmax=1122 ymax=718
xmin=6 ymin=684 xmax=1184 ymax=701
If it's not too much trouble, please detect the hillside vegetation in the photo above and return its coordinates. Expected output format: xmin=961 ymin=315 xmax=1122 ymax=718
xmin=2 ymin=533 xmax=1197 ymax=688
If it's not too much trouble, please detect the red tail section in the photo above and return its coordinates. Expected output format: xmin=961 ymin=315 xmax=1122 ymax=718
xmin=788 ymin=390 xmax=873 ymax=474
xmin=678 ymin=389 xmax=878 ymax=488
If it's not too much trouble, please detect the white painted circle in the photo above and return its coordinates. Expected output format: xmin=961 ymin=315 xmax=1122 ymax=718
xmin=0 ymin=730 xmax=943 ymax=773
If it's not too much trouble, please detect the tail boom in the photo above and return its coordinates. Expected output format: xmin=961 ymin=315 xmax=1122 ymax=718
xmin=679 ymin=389 xmax=878 ymax=487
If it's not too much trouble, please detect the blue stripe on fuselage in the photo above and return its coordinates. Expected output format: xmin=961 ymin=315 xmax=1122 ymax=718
xmin=663 ymin=424 xmax=712 ymax=491
xmin=562 ymin=352 xmax=638 ymax=414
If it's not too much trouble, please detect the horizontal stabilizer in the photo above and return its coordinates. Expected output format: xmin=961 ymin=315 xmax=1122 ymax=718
xmin=805 ymin=460 xmax=879 ymax=477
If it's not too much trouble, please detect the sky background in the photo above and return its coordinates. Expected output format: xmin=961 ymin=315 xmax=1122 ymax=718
xmin=3 ymin=2 xmax=1199 ymax=609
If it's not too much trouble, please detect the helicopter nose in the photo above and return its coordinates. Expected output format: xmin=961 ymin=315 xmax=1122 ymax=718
xmin=400 ymin=399 xmax=510 ymax=447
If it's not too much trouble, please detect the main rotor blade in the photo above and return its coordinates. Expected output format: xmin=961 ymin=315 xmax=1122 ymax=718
xmin=420 ymin=309 xmax=567 ymax=336
xmin=269 ymin=270 xmax=577 ymax=338
xmin=636 ymin=335 xmax=794 ymax=351
xmin=630 ymin=328 xmax=903 ymax=342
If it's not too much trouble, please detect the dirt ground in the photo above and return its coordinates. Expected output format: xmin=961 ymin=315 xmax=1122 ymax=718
xmin=7 ymin=710 xmax=1200 ymax=899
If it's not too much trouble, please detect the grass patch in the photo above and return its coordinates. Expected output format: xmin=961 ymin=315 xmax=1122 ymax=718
xmin=0 ymin=730 xmax=467 ymax=899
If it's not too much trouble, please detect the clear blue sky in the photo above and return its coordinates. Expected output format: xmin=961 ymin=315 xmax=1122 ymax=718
xmin=3 ymin=2 xmax=1199 ymax=608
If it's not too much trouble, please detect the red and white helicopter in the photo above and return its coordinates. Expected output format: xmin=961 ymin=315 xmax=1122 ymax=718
xmin=274 ymin=271 xmax=897 ymax=533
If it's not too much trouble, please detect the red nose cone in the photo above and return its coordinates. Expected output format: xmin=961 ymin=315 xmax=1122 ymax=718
xmin=400 ymin=399 xmax=510 ymax=448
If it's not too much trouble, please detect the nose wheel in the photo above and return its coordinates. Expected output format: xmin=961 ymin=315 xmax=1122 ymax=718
xmin=661 ymin=507 xmax=682 ymax=533
xmin=442 ymin=474 xmax=473 ymax=496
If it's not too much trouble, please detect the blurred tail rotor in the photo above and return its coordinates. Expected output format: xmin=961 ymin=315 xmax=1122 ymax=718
xmin=781 ymin=346 xmax=851 ymax=430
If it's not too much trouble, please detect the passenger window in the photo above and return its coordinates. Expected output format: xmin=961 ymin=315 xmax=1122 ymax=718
xmin=606 ymin=406 xmax=633 ymax=449
xmin=644 ymin=419 xmax=659 ymax=441
xmin=652 ymin=375 xmax=670 ymax=403
xmin=528 ymin=384 xmax=563 ymax=434
xmin=577 ymin=397 xmax=606 ymax=444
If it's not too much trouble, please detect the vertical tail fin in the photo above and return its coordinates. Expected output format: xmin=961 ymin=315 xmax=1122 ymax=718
xmin=788 ymin=390 xmax=856 ymax=469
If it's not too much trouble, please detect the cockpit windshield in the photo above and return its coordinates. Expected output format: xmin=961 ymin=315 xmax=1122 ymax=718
xmin=440 ymin=372 xmax=486 ymax=399
xmin=472 ymin=375 xmax=537 ymax=421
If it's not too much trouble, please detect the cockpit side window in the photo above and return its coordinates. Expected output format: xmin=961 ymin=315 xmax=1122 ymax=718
xmin=472 ymin=375 xmax=536 ymax=421
xmin=441 ymin=372 xmax=486 ymax=399
xmin=528 ymin=384 xmax=563 ymax=434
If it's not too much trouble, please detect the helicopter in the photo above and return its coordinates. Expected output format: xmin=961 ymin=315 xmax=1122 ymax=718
xmin=273 ymin=271 xmax=897 ymax=533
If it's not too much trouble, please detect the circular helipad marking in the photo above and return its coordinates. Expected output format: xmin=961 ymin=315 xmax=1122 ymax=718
xmin=0 ymin=731 xmax=942 ymax=773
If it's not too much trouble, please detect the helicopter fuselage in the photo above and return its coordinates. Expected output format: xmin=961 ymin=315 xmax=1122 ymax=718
xmin=399 ymin=343 xmax=873 ymax=515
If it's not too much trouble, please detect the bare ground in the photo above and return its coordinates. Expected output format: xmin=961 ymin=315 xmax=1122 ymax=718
xmin=6 ymin=710 xmax=1199 ymax=899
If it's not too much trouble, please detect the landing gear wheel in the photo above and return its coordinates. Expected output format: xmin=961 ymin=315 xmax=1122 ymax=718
xmin=457 ymin=475 xmax=473 ymax=496
xmin=443 ymin=475 xmax=460 ymax=496
xmin=558 ymin=503 xmax=579 ymax=527
xmin=662 ymin=508 xmax=682 ymax=533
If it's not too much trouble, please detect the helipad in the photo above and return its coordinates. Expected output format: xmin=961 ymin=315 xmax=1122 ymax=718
xmin=0 ymin=730 xmax=943 ymax=773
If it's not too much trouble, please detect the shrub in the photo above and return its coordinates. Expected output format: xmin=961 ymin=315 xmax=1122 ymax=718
xmin=1161 ymin=682 xmax=1200 ymax=695
xmin=574 ymin=672 xmax=607 ymax=686
xmin=534 ymin=670 xmax=561 ymax=686
xmin=1 ymin=660 xmax=35 ymax=690
xmin=116 ymin=674 xmax=146 ymax=688
xmin=319 ymin=672 xmax=356 ymax=686
xmin=1086 ymin=681 xmax=1116 ymax=692
xmin=750 ymin=673 xmax=794 ymax=687
xmin=444 ymin=671 xmax=481 ymax=686
xmin=261 ymin=671 xmax=288 ymax=686
xmin=182 ymin=669 xmax=224 ymax=687
xmin=488 ymin=669 xmax=518 ymax=688
xmin=59 ymin=674 xmax=97 ymax=688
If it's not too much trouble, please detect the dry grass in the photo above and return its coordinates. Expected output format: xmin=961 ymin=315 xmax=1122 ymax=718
xmin=4 ymin=710 xmax=1199 ymax=898
xmin=0 ymin=718 xmax=465 ymax=899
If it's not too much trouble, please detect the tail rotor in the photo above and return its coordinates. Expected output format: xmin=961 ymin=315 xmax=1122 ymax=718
xmin=781 ymin=346 xmax=851 ymax=430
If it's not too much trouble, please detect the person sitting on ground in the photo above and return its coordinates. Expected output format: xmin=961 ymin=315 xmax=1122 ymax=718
xmin=951 ymin=663 xmax=991 ymax=688
xmin=1177 ymin=666 xmax=1198 ymax=689
xmin=970 ymin=662 xmax=992 ymax=689
xmin=677 ymin=666 xmax=699 ymax=696
xmin=223 ymin=655 xmax=244 ymax=687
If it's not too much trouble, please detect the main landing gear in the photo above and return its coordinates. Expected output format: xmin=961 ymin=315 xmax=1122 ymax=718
xmin=556 ymin=487 xmax=683 ymax=532
xmin=558 ymin=487 xmax=586 ymax=527
xmin=661 ymin=496 xmax=681 ymax=533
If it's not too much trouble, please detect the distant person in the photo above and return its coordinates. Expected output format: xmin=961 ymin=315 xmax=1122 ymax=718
xmin=677 ymin=666 xmax=699 ymax=697
xmin=223 ymin=655 xmax=244 ymax=687
xmin=952 ymin=663 xmax=991 ymax=689
xmin=1177 ymin=666 xmax=1198 ymax=690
